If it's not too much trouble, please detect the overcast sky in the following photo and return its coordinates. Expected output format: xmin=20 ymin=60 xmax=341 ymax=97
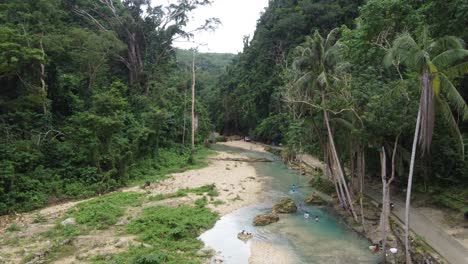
xmin=169 ymin=0 xmax=269 ymax=54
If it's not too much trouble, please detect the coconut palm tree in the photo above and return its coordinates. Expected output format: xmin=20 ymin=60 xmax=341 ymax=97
xmin=385 ymin=30 xmax=468 ymax=263
xmin=285 ymin=29 xmax=359 ymax=222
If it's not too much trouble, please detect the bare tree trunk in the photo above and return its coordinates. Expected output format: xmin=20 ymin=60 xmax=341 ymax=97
xmin=191 ymin=49 xmax=196 ymax=158
xmin=405 ymin=107 xmax=421 ymax=264
xmin=380 ymin=146 xmax=388 ymax=263
xmin=323 ymin=101 xmax=358 ymax=221
xmin=380 ymin=135 xmax=400 ymax=263
xmin=39 ymin=38 xmax=47 ymax=116
xmin=357 ymin=144 xmax=366 ymax=233
xmin=182 ymin=83 xmax=188 ymax=145
xmin=350 ymin=139 xmax=355 ymax=195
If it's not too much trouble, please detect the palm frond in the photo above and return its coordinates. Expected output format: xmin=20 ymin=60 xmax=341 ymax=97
xmin=432 ymin=49 xmax=468 ymax=68
xmin=418 ymin=70 xmax=435 ymax=154
xmin=439 ymin=73 xmax=468 ymax=120
xmin=325 ymin=28 xmax=340 ymax=50
xmin=435 ymin=97 xmax=465 ymax=157
xmin=317 ymin=71 xmax=328 ymax=88
xmin=429 ymin=36 xmax=465 ymax=55
xmin=384 ymin=33 xmax=419 ymax=69
xmin=444 ymin=61 xmax=468 ymax=76
xmin=293 ymin=71 xmax=314 ymax=90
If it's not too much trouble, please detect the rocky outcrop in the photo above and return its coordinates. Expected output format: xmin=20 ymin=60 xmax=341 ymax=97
xmin=253 ymin=213 xmax=279 ymax=226
xmin=272 ymin=198 xmax=297 ymax=213
xmin=304 ymin=192 xmax=326 ymax=205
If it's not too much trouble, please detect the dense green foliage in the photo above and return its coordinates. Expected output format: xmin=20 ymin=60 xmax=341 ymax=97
xmin=0 ymin=0 xmax=226 ymax=215
xmin=95 ymin=204 xmax=218 ymax=264
xmin=214 ymin=0 xmax=468 ymax=209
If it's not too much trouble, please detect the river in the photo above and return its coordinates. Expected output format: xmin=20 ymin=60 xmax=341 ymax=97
xmin=199 ymin=144 xmax=381 ymax=264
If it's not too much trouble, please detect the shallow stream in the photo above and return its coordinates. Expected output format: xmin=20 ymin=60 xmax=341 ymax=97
xmin=199 ymin=145 xmax=381 ymax=264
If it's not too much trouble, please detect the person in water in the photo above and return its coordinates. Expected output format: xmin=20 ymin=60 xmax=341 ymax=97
xmin=304 ymin=211 xmax=310 ymax=219
xmin=291 ymin=184 xmax=297 ymax=193
xmin=315 ymin=216 xmax=319 ymax=222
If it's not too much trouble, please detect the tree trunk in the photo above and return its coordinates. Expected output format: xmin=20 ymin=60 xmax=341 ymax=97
xmin=357 ymin=144 xmax=366 ymax=232
xmin=380 ymin=146 xmax=388 ymax=263
xmin=182 ymin=83 xmax=188 ymax=145
xmin=405 ymin=106 xmax=422 ymax=264
xmin=191 ymin=49 xmax=196 ymax=158
xmin=322 ymin=98 xmax=358 ymax=221
xmin=39 ymin=38 xmax=47 ymax=116
xmin=329 ymin=142 xmax=346 ymax=207
xmin=350 ymin=139 xmax=355 ymax=195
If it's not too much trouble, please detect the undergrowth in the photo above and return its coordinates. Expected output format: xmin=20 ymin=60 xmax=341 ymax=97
xmin=148 ymin=184 xmax=218 ymax=201
xmin=129 ymin=147 xmax=216 ymax=185
xmin=93 ymin=204 xmax=218 ymax=264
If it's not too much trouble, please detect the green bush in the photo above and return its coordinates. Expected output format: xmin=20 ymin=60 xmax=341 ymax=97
xmin=99 ymin=205 xmax=218 ymax=263
xmin=66 ymin=192 xmax=143 ymax=230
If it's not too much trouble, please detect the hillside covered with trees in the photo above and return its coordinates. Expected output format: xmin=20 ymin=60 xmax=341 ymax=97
xmin=0 ymin=0 xmax=232 ymax=215
xmin=215 ymin=0 xmax=468 ymax=209
xmin=1 ymin=0 xmax=467 ymax=263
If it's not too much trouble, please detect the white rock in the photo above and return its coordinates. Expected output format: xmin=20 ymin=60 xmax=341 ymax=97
xmin=60 ymin=218 xmax=76 ymax=226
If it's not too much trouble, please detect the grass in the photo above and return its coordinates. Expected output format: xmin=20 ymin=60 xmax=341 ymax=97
xmin=6 ymin=223 xmax=20 ymax=232
xmin=129 ymin=147 xmax=216 ymax=186
xmin=148 ymin=184 xmax=219 ymax=202
xmin=211 ymin=199 xmax=225 ymax=206
xmin=32 ymin=213 xmax=47 ymax=223
xmin=66 ymin=192 xmax=144 ymax=230
xmin=432 ymin=187 xmax=468 ymax=213
xmin=93 ymin=204 xmax=218 ymax=264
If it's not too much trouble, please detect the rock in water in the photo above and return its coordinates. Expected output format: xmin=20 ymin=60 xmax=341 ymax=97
xmin=253 ymin=213 xmax=280 ymax=226
xmin=60 ymin=218 xmax=76 ymax=226
xmin=272 ymin=198 xmax=297 ymax=213
xmin=304 ymin=192 xmax=326 ymax=205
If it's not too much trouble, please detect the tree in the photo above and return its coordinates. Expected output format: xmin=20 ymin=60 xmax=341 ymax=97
xmin=385 ymin=30 xmax=468 ymax=263
xmin=285 ymin=29 xmax=359 ymax=221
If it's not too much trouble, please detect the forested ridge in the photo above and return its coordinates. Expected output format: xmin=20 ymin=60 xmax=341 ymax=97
xmin=1 ymin=0 xmax=468 ymax=263
xmin=215 ymin=0 xmax=468 ymax=210
xmin=0 ymin=0 xmax=230 ymax=215
xmin=213 ymin=1 xmax=468 ymax=260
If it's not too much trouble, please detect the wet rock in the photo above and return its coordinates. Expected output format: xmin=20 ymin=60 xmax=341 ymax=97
xmin=272 ymin=198 xmax=297 ymax=213
xmin=253 ymin=213 xmax=279 ymax=226
xmin=304 ymin=192 xmax=326 ymax=205
xmin=60 ymin=218 xmax=76 ymax=226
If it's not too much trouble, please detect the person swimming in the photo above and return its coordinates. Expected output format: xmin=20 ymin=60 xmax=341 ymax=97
xmin=315 ymin=216 xmax=319 ymax=222
xmin=291 ymin=184 xmax=297 ymax=193
xmin=304 ymin=211 xmax=310 ymax=219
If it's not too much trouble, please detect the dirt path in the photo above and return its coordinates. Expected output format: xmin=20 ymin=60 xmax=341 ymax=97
xmin=365 ymin=187 xmax=468 ymax=264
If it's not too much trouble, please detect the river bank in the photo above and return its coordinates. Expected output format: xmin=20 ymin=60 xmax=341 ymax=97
xmin=0 ymin=148 xmax=268 ymax=263
xmin=234 ymin=140 xmax=458 ymax=264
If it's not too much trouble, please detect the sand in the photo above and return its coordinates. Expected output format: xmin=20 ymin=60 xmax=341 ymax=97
xmin=144 ymin=150 xmax=265 ymax=216
xmin=249 ymin=241 xmax=300 ymax=264
xmin=218 ymin=140 xmax=268 ymax=153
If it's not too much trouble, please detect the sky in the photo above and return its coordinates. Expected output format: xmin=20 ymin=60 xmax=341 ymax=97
xmin=168 ymin=0 xmax=270 ymax=54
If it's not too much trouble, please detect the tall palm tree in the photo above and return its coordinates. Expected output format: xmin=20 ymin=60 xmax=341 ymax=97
xmin=385 ymin=30 xmax=468 ymax=263
xmin=286 ymin=29 xmax=359 ymax=221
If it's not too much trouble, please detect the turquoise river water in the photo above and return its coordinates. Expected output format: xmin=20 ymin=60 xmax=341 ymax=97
xmin=199 ymin=144 xmax=381 ymax=264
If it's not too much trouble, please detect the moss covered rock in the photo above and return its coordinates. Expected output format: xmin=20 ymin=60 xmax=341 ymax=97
xmin=253 ymin=213 xmax=279 ymax=226
xmin=272 ymin=197 xmax=297 ymax=213
xmin=304 ymin=192 xmax=326 ymax=205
